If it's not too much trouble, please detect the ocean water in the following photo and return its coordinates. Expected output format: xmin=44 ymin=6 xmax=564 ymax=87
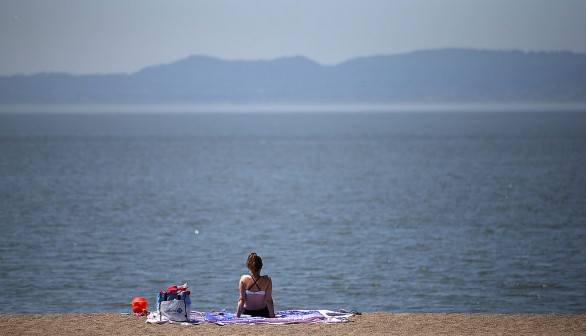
xmin=1 ymin=105 xmax=585 ymax=314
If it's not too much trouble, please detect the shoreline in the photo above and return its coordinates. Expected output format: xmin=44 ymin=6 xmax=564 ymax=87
xmin=1 ymin=312 xmax=585 ymax=336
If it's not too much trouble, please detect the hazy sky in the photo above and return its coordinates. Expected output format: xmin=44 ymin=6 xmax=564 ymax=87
xmin=2 ymin=0 xmax=586 ymax=75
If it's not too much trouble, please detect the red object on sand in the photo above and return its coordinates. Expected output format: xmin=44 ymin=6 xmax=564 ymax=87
xmin=131 ymin=297 xmax=148 ymax=313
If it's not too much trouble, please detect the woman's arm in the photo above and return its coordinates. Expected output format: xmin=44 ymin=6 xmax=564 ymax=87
xmin=265 ymin=276 xmax=275 ymax=318
xmin=236 ymin=276 xmax=246 ymax=318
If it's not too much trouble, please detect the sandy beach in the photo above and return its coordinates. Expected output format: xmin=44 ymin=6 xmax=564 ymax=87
xmin=1 ymin=312 xmax=584 ymax=336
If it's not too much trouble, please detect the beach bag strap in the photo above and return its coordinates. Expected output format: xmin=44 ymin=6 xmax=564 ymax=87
xmin=157 ymin=292 xmax=165 ymax=322
xmin=181 ymin=292 xmax=189 ymax=320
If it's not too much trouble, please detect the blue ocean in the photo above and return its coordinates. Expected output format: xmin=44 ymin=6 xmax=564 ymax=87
xmin=1 ymin=105 xmax=585 ymax=314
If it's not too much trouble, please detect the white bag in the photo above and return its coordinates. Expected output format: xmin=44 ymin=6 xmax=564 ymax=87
xmin=159 ymin=299 xmax=191 ymax=322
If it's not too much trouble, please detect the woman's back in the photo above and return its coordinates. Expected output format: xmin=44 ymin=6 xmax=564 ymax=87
xmin=240 ymin=274 xmax=272 ymax=310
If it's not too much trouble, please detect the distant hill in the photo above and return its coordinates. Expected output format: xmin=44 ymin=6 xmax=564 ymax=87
xmin=1 ymin=49 xmax=585 ymax=103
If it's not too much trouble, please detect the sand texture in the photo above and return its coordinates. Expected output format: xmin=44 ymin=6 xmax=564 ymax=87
xmin=1 ymin=312 xmax=585 ymax=336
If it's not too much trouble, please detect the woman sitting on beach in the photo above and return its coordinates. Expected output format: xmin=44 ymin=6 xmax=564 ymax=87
xmin=236 ymin=253 xmax=275 ymax=318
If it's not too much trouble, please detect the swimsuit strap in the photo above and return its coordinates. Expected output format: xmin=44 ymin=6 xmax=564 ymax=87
xmin=247 ymin=275 xmax=263 ymax=291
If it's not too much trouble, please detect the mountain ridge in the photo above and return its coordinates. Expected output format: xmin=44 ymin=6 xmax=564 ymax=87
xmin=1 ymin=49 xmax=585 ymax=103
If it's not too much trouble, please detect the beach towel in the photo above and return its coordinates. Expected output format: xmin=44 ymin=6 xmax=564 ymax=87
xmin=146 ymin=310 xmax=203 ymax=325
xmin=146 ymin=309 xmax=353 ymax=325
xmin=205 ymin=309 xmax=353 ymax=324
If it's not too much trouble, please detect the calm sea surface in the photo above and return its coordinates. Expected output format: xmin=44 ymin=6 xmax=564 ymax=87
xmin=1 ymin=105 xmax=585 ymax=314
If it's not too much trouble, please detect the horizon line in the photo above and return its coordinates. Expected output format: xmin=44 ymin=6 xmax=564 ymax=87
xmin=2 ymin=102 xmax=586 ymax=114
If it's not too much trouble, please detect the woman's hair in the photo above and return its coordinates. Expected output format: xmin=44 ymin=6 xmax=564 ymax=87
xmin=246 ymin=253 xmax=263 ymax=273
